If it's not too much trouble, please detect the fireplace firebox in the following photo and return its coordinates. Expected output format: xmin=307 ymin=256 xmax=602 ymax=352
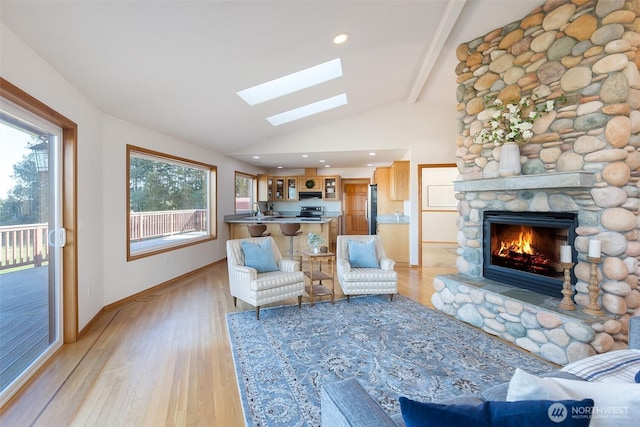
xmin=483 ymin=211 xmax=578 ymax=298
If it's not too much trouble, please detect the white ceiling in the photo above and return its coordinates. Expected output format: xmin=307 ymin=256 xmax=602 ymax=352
xmin=0 ymin=0 xmax=543 ymax=169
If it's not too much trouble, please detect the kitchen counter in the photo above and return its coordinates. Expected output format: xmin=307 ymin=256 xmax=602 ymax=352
xmin=225 ymin=215 xmax=332 ymax=224
xmin=227 ymin=217 xmax=337 ymax=257
xmin=376 ymin=215 xmax=410 ymax=224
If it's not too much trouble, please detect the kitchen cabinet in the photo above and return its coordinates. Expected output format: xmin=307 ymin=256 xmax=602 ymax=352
xmin=323 ymin=176 xmax=340 ymax=200
xmin=328 ymin=216 xmax=341 ymax=251
xmin=274 ymin=177 xmax=286 ymax=200
xmin=373 ymin=167 xmax=403 ymax=215
xmin=377 ymin=223 xmax=409 ymax=266
xmin=258 ymin=174 xmax=273 ymax=201
xmin=228 ymin=221 xmax=331 ymax=258
xmin=299 ymin=177 xmax=322 ymax=191
xmin=286 ymin=177 xmax=298 ymax=201
xmin=390 ymin=161 xmax=410 ymax=200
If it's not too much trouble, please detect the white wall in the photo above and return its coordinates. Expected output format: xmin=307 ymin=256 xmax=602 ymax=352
xmin=101 ymin=116 xmax=262 ymax=305
xmin=408 ymin=104 xmax=458 ymax=265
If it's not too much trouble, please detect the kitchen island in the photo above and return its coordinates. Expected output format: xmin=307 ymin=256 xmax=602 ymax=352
xmin=226 ymin=216 xmax=334 ymax=258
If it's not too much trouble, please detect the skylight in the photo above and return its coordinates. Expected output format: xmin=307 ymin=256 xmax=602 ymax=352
xmin=236 ymin=58 xmax=343 ymax=106
xmin=266 ymin=94 xmax=348 ymax=126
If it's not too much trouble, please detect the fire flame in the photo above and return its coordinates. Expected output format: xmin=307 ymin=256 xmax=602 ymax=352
xmin=497 ymin=229 xmax=535 ymax=256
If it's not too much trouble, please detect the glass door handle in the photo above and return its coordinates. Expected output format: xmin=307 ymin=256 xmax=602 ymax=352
xmin=48 ymin=228 xmax=67 ymax=247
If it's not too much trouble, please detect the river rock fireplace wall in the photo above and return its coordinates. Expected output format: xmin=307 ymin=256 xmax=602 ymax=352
xmin=432 ymin=0 xmax=640 ymax=364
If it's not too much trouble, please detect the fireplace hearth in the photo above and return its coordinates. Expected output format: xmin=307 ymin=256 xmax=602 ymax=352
xmin=483 ymin=211 xmax=578 ymax=298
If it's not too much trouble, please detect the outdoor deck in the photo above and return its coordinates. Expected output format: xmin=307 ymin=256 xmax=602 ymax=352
xmin=0 ymin=267 xmax=49 ymax=391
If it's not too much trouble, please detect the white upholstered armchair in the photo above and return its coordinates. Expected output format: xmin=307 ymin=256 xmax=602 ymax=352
xmin=226 ymin=236 xmax=305 ymax=319
xmin=336 ymin=235 xmax=397 ymax=301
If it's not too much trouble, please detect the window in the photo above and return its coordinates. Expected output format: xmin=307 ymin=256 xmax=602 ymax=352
xmin=127 ymin=145 xmax=216 ymax=260
xmin=235 ymin=172 xmax=256 ymax=214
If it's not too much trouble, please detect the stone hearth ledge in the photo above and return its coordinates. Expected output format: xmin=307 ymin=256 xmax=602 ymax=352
xmin=432 ymin=273 xmax=614 ymax=366
xmin=453 ymin=172 xmax=595 ymax=193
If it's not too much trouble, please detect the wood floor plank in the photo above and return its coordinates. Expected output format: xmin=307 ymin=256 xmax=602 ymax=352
xmin=0 ymin=246 xmax=457 ymax=426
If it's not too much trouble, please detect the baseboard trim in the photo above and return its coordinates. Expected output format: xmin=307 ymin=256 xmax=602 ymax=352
xmin=103 ymin=259 xmax=226 ymax=313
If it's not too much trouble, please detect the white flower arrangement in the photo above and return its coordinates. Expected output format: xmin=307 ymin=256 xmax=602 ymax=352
xmin=475 ymin=95 xmax=555 ymax=146
xmin=307 ymin=232 xmax=324 ymax=247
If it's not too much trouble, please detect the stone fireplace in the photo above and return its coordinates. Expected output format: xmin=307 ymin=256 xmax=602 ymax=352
xmin=432 ymin=0 xmax=640 ymax=364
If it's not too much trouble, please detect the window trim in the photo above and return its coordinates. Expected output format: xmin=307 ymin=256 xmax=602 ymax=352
xmin=234 ymin=171 xmax=257 ymax=214
xmin=126 ymin=145 xmax=217 ymax=261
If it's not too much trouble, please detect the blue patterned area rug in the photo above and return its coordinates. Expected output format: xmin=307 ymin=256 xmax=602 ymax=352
xmin=226 ymin=295 xmax=555 ymax=427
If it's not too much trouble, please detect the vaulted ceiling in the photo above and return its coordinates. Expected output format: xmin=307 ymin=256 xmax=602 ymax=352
xmin=0 ymin=0 xmax=542 ymax=168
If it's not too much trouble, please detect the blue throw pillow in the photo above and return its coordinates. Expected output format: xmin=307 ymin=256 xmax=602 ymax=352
xmin=241 ymin=239 xmax=278 ymax=273
xmin=347 ymin=239 xmax=379 ymax=268
xmin=636 ymin=370 xmax=640 ymax=383
xmin=399 ymin=396 xmax=594 ymax=427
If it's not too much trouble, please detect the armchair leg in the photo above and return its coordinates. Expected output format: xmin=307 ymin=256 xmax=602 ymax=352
xmin=346 ymin=295 xmax=350 ymax=302
xmin=298 ymin=295 xmax=302 ymax=308
xmin=389 ymin=294 xmax=394 ymax=302
xmin=233 ymin=296 xmax=237 ymax=307
xmin=256 ymin=306 xmax=260 ymax=320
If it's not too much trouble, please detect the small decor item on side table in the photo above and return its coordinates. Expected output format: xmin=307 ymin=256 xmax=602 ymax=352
xmin=475 ymin=95 xmax=556 ymax=177
xmin=307 ymin=232 xmax=324 ymax=254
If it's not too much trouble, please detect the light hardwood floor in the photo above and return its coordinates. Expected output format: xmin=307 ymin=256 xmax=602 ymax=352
xmin=0 ymin=247 xmax=457 ymax=426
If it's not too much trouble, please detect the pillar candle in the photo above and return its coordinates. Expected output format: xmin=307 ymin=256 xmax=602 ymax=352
xmin=588 ymin=240 xmax=601 ymax=258
xmin=560 ymin=245 xmax=571 ymax=263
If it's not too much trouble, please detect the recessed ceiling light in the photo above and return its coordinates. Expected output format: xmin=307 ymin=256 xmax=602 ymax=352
xmin=367 ymin=163 xmax=373 ymax=167
xmin=301 ymin=154 xmax=309 ymax=158
xmin=333 ymin=33 xmax=349 ymax=44
xmin=369 ymin=152 xmax=377 ymax=156
xmin=236 ymin=58 xmax=343 ymax=106
xmin=277 ymin=166 xmax=283 ymax=169
xmin=324 ymin=164 xmax=331 ymax=168
xmin=266 ymin=93 xmax=348 ymax=126
xmin=319 ymin=160 xmax=326 ymax=163
xmin=252 ymin=156 xmax=260 ymax=159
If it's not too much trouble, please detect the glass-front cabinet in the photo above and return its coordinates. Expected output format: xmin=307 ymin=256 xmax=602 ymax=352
xmin=323 ymin=176 xmax=339 ymax=200
xmin=274 ymin=177 xmax=286 ymax=200
xmin=286 ymin=177 xmax=298 ymax=200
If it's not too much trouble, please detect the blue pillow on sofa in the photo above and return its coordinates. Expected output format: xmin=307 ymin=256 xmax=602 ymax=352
xmin=347 ymin=239 xmax=379 ymax=268
xmin=241 ymin=239 xmax=278 ymax=273
xmin=399 ymin=396 xmax=594 ymax=427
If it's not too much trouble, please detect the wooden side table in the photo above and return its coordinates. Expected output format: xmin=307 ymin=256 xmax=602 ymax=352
xmin=300 ymin=250 xmax=335 ymax=306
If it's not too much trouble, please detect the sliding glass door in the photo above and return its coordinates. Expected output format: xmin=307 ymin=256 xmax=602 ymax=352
xmin=0 ymin=97 xmax=64 ymax=404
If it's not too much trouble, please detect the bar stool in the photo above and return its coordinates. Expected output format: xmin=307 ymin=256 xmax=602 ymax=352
xmin=280 ymin=223 xmax=302 ymax=260
xmin=247 ymin=224 xmax=270 ymax=237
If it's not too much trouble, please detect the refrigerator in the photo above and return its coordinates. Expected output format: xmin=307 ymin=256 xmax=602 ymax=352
xmin=366 ymin=184 xmax=378 ymax=235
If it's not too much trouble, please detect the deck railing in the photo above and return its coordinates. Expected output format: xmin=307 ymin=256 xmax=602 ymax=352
xmin=0 ymin=223 xmax=49 ymax=271
xmin=0 ymin=210 xmax=208 ymax=270
xmin=129 ymin=209 xmax=207 ymax=242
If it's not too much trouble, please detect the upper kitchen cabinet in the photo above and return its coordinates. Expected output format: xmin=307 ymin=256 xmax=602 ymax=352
xmin=286 ymin=177 xmax=298 ymax=201
xmin=258 ymin=174 xmax=273 ymax=201
xmin=323 ymin=176 xmax=340 ymax=200
xmin=299 ymin=177 xmax=322 ymax=192
xmin=274 ymin=177 xmax=286 ymax=200
xmin=373 ymin=167 xmax=403 ymax=215
xmin=390 ymin=161 xmax=409 ymax=200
